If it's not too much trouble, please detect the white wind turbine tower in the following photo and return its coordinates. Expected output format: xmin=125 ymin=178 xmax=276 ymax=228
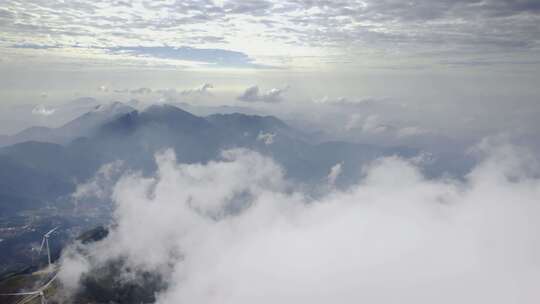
xmin=39 ymin=227 xmax=59 ymax=267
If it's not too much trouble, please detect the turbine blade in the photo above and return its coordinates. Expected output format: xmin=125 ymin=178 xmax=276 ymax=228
xmin=44 ymin=227 xmax=59 ymax=238
xmin=0 ymin=291 xmax=39 ymax=295
xmin=38 ymin=237 xmax=45 ymax=253
xmin=40 ymin=273 xmax=58 ymax=290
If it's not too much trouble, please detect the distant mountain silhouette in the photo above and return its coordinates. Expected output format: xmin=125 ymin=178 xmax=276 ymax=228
xmin=0 ymin=102 xmax=135 ymax=147
xmin=0 ymin=102 xmax=427 ymax=216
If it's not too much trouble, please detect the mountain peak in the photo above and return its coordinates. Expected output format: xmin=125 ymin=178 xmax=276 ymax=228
xmin=206 ymin=112 xmax=290 ymax=131
xmin=141 ymin=103 xmax=204 ymax=121
xmin=143 ymin=103 xmax=186 ymax=113
xmin=59 ymin=102 xmax=136 ymax=137
xmin=92 ymin=102 xmax=134 ymax=114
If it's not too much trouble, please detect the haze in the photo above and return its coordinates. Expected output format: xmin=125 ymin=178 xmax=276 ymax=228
xmin=0 ymin=1 xmax=539 ymax=304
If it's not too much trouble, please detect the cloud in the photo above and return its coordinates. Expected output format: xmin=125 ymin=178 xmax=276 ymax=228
xmin=108 ymin=46 xmax=264 ymax=68
xmin=327 ymin=162 xmax=343 ymax=186
xmin=397 ymin=126 xmax=430 ymax=137
xmin=98 ymin=85 xmax=109 ymax=92
xmin=154 ymin=84 xmax=215 ymax=103
xmin=238 ymin=85 xmax=289 ymax=103
xmin=440 ymin=59 xmax=540 ymax=67
xmin=313 ymin=96 xmax=363 ymax=105
xmin=256 ymin=131 xmax=276 ymax=145
xmin=344 ymin=113 xmax=363 ymax=131
xmin=72 ymin=161 xmax=125 ymax=202
xmin=180 ymin=83 xmax=214 ymax=96
xmin=343 ymin=113 xmax=431 ymax=139
xmin=363 ymin=115 xmax=387 ymax=133
xmin=114 ymin=85 xmax=213 ymax=97
xmin=313 ymin=96 xmax=395 ymax=110
xmin=31 ymin=104 xmax=56 ymax=116
xmin=58 ymin=142 xmax=540 ymax=303
xmin=11 ymin=43 xmax=61 ymax=49
xmin=2 ymin=0 xmax=539 ymax=70
xmin=223 ymin=0 xmax=273 ymax=15
xmin=130 ymin=87 xmax=153 ymax=95
xmin=238 ymin=86 xmax=261 ymax=102
xmin=346 ymin=114 xmax=389 ymax=133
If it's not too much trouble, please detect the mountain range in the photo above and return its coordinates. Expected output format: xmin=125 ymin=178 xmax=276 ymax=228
xmin=0 ymin=102 xmax=471 ymax=216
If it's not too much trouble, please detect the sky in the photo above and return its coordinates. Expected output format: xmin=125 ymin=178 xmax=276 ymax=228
xmin=0 ymin=0 xmax=539 ymax=146
xmin=1 ymin=0 xmax=539 ymax=102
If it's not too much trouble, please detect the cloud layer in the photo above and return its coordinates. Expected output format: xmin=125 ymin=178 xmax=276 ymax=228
xmin=59 ymin=142 xmax=540 ymax=303
xmin=2 ymin=0 xmax=539 ymax=68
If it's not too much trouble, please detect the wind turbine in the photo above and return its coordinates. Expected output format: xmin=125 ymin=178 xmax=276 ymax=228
xmin=0 ymin=272 xmax=57 ymax=304
xmin=0 ymin=290 xmax=46 ymax=304
xmin=38 ymin=227 xmax=59 ymax=267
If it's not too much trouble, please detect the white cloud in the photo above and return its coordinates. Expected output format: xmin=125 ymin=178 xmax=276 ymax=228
xmin=327 ymin=162 xmax=343 ymax=185
xmin=410 ymin=151 xmax=436 ymax=166
xmin=130 ymin=87 xmax=153 ymax=95
xmin=312 ymin=95 xmax=330 ymax=104
xmin=3 ymin=0 xmax=539 ymax=69
xmin=155 ymin=84 xmax=215 ymax=103
xmin=313 ymin=96 xmax=373 ymax=106
xmin=31 ymin=104 xmax=56 ymax=116
xmin=362 ymin=114 xmax=389 ymax=133
xmin=257 ymin=131 xmax=276 ymax=145
xmin=344 ymin=113 xmax=362 ymax=131
xmin=345 ymin=114 xmax=389 ymax=133
xmin=181 ymin=83 xmax=214 ymax=96
xmin=72 ymin=161 xmax=125 ymax=202
xmin=58 ymin=247 xmax=91 ymax=296
xmin=397 ymin=126 xmax=430 ymax=137
xmin=58 ymin=142 xmax=540 ymax=304
xmin=238 ymin=85 xmax=289 ymax=103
